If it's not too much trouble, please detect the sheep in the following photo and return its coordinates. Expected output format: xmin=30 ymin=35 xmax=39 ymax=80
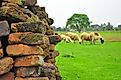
xmin=80 ymin=32 xmax=104 ymax=44
xmin=60 ymin=34 xmax=74 ymax=43
xmin=65 ymin=32 xmax=82 ymax=44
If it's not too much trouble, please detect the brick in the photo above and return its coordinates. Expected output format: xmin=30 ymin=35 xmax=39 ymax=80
xmin=0 ymin=20 xmax=10 ymax=37
xmin=46 ymin=18 xmax=54 ymax=26
xmin=3 ymin=0 xmax=37 ymax=6
xmin=11 ymin=21 xmax=46 ymax=34
xmin=48 ymin=35 xmax=61 ymax=44
xmin=15 ymin=77 xmax=49 ymax=80
xmin=47 ymin=51 xmax=59 ymax=59
xmin=28 ymin=6 xmax=45 ymax=14
xmin=44 ymin=58 xmax=56 ymax=64
xmin=0 ymin=72 xmax=14 ymax=80
xmin=49 ymin=44 xmax=55 ymax=51
xmin=0 ymin=49 xmax=3 ymax=58
xmin=45 ymin=30 xmax=55 ymax=35
xmin=15 ymin=67 xmax=42 ymax=77
xmin=14 ymin=55 xmax=44 ymax=67
xmin=0 ymin=3 xmax=40 ymax=23
xmin=0 ymin=57 xmax=13 ymax=75
xmin=36 ymin=11 xmax=48 ymax=19
xmin=8 ymin=33 xmax=50 ymax=45
xmin=6 ymin=44 xmax=44 ymax=56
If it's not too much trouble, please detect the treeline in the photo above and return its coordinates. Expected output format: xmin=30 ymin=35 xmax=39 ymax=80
xmin=53 ymin=13 xmax=121 ymax=32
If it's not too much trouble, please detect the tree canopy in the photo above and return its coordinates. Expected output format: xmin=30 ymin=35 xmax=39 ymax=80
xmin=66 ymin=13 xmax=90 ymax=32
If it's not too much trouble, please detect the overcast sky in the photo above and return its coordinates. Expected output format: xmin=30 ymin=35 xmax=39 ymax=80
xmin=37 ymin=0 xmax=121 ymax=27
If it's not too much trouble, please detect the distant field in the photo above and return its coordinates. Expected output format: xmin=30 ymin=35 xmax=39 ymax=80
xmin=55 ymin=31 xmax=121 ymax=80
xmin=56 ymin=31 xmax=121 ymax=41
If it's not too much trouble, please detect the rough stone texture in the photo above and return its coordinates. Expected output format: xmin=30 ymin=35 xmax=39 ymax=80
xmin=0 ymin=72 xmax=14 ymax=80
xmin=0 ymin=2 xmax=40 ymax=23
xmin=6 ymin=44 xmax=44 ymax=56
xmin=8 ymin=33 xmax=50 ymax=45
xmin=15 ymin=67 xmax=42 ymax=77
xmin=3 ymin=0 xmax=37 ymax=6
xmin=48 ymin=35 xmax=61 ymax=44
xmin=15 ymin=77 xmax=49 ymax=80
xmin=0 ymin=49 xmax=3 ymax=58
xmin=0 ymin=20 xmax=10 ymax=37
xmin=11 ymin=21 xmax=46 ymax=34
xmin=45 ymin=30 xmax=55 ymax=35
xmin=0 ymin=57 xmax=13 ymax=75
xmin=14 ymin=55 xmax=44 ymax=67
xmin=46 ymin=18 xmax=54 ymax=26
xmin=44 ymin=58 xmax=56 ymax=64
xmin=0 ymin=39 xmax=2 ymax=48
xmin=48 ymin=51 xmax=59 ymax=59
xmin=49 ymin=44 xmax=55 ymax=51
xmin=28 ymin=5 xmax=45 ymax=13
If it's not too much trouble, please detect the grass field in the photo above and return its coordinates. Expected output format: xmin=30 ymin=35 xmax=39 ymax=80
xmin=55 ymin=31 xmax=121 ymax=80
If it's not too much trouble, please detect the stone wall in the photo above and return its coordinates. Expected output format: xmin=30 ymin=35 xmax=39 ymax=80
xmin=0 ymin=0 xmax=62 ymax=80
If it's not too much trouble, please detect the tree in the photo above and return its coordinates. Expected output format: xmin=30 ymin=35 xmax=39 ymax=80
xmin=66 ymin=13 xmax=90 ymax=32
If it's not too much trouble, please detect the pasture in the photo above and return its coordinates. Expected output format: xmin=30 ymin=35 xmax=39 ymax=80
xmin=55 ymin=31 xmax=121 ymax=80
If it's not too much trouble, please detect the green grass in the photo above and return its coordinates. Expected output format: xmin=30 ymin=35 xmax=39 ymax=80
xmin=55 ymin=31 xmax=121 ymax=80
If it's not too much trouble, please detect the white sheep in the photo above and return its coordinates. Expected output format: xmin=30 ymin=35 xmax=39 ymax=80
xmin=80 ymin=32 xmax=104 ymax=44
xmin=60 ymin=34 xmax=74 ymax=43
xmin=65 ymin=32 xmax=82 ymax=44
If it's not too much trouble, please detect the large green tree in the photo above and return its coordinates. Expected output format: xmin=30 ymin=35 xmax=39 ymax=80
xmin=66 ymin=13 xmax=90 ymax=32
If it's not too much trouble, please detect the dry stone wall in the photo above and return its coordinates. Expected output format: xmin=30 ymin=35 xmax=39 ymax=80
xmin=0 ymin=0 xmax=62 ymax=80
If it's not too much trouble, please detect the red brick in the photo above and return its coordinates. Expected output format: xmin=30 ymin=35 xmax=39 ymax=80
xmin=0 ymin=49 xmax=3 ymax=58
xmin=15 ymin=77 xmax=49 ymax=80
xmin=0 ymin=72 xmax=14 ymax=80
xmin=15 ymin=67 xmax=42 ymax=77
xmin=8 ymin=33 xmax=50 ymax=45
xmin=14 ymin=55 xmax=44 ymax=67
xmin=0 ymin=57 xmax=13 ymax=75
xmin=0 ymin=20 xmax=10 ymax=37
xmin=6 ymin=44 xmax=44 ymax=56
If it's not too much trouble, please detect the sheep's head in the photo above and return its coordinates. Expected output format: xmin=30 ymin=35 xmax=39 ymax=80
xmin=100 ymin=37 xmax=104 ymax=44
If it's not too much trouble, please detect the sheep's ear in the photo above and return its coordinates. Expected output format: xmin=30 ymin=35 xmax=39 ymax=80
xmin=94 ymin=32 xmax=99 ymax=36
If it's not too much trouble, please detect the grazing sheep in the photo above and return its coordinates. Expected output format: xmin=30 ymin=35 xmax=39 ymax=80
xmin=80 ymin=32 xmax=104 ymax=44
xmin=65 ymin=32 xmax=82 ymax=44
xmin=60 ymin=34 xmax=73 ymax=43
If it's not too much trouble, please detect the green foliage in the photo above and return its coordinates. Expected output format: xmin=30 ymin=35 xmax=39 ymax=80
xmin=66 ymin=13 xmax=90 ymax=32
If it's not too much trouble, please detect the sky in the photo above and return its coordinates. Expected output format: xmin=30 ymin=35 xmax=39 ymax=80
xmin=37 ymin=0 xmax=121 ymax=27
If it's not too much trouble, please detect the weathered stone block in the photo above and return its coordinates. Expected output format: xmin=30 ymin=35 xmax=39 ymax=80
xmin=36 ymin=11 xmax=48 ymax=19
xmin=49 ymin=44 xmax=55 ymax=51
xmin=6 ymin=44 xmax=44 ymax=56
xmin=14 ymin=55 xmax=44 ymax=67
xmin=0 ymin=57 xmax=13 ymax=75
xmin=45 ymin=30 xmax=55 ymax=35
xmin=0 ymin=20 xmax=10 ymax=37
xmin=0 ymin=3 xmax=40 ymax=23
xmin=28 ymin=5 xmax=45 ymax=13
xmin=0 ymin=49 xmax=3 ymax=58
xmin=15 ymin=77 xmax=49 ymax=80
xmin=46 ymin=18 xmax=54 ymax=26
xmin=48 ymin=35 xmax=61 ymax=44
xmin=15 ymin=67 xmax=42 ymax=77
xmin=3 ymin=0 xmax=37 ymax=6
xmin=11 ymin=21 xmax=46 ymax=34
xmin=47 ymin=51 xmax=59 ymax=59
xmin=8 ymin=33 xmax=50 ymax=45
xmin=0 ymin=72 xmax=14 ymax=80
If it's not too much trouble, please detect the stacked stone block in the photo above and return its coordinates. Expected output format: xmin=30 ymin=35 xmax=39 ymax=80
xmin=0 ymin=0 xmax=61 ymax=80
